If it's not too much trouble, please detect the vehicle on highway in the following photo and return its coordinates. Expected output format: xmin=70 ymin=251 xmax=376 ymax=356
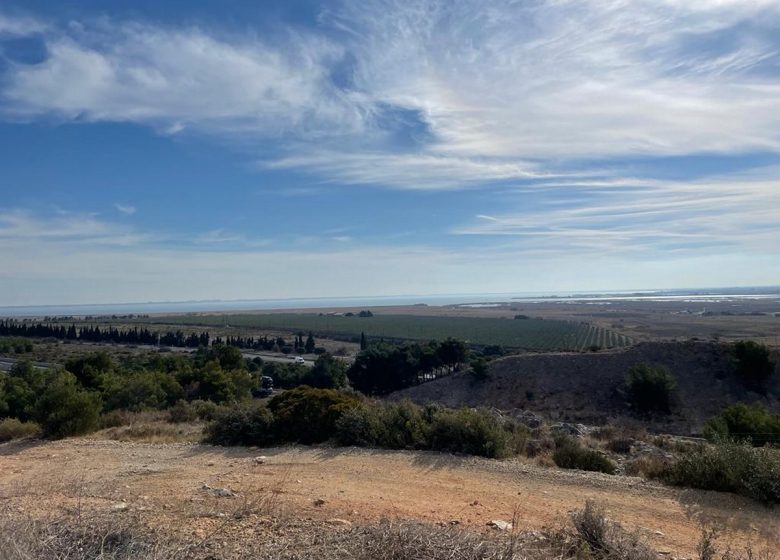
xmin=257 ymin=375 xmax=274 ymax=398
xmin=292 ymin=356 xmax=306 ymax=364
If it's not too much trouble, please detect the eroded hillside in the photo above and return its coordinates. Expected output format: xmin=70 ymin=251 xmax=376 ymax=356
xmin=392 ymin=342 xmax=780 ymax=434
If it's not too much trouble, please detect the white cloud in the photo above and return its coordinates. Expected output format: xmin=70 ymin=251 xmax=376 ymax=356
xmin=114 ymin=203 xmax=136 ymax=215
xmin=453 ymin=170 xmax=780 ymax=254
xmin=2 ymin=2 xmax=780 ymax=188
xmin=0 ymin=209 xmax=142 ymax=245
xmin=195 ymin=229 xmax=270 ymax=247
xmin=0 ymin=12 xmax=45 ymax=36
xmin=2 ymin=20 xmax=364 ymax=138
xmin=266 ymin=150 xmax=549 ymax=189
xmin=334 ymin=0 xmax=780 ymax=163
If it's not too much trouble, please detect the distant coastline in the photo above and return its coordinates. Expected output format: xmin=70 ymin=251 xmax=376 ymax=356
xmin=2 ymin=286 xmax=779 ymax=318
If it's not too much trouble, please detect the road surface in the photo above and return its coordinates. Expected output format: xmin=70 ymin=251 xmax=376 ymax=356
xmin=0 ymin=356 xmax=52 ymax=372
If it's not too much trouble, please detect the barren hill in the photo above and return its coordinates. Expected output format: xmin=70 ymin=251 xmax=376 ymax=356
xmin=391 ymin=342 xmax=780 ymax=435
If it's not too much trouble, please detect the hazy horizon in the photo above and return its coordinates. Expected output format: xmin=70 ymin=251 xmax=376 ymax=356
xmin=2 ymin=285 xmax=779 ymax=318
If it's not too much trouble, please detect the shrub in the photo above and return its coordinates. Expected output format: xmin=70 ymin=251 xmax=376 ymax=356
xmin=0 ymin=361 xmax=49 ymax=421
xmin=606 ymin=438 xmax=633 ymax=454
xmin=470 ymin=358 xmax=489 ymax=380
xmin=662 ymin=440 xmax=780 ymax=505
xmin=428 ymin=407 xmax=519 ymax=459
xmin=34 ymin=372 xmax=102 ymax=439
xmin=337 ymin=401 xmax=527 ymax=459
xmin=64 ymin=352 xmax=115 ymax=390
xmin=570 ymin=501 xmax=656 ymax=560
xmin=553 ymin=437 xmax=616 ymax=474
xmin=704 ymin=402 xmax=780 ymax=447
xmin=304 ymin=354 xmax=348 ymax=389
xmin=625 ymin=363 xmax=676 ymax=414
xmin=268 ymin=386 xmax=362 ymax=444
xmin=335 ymin=405 xmax=387 ymax=447
xmin=190 ymin=399 xmax=225 ymax=421
xmin=100 ymin=409 xmax=136 ymax=428
xmin=625 ymin=456 xmax=668 ymax=479
xmin=732 ymin=340 xmax=774 ymax=388
xmin=206 ymin=402 xmax=275 ymax=446
xmin=0 ymin=418 xmax=40 ymax=442
xmin=167 ymin=399 xmax=198 ymax=423
xmin=103 ymin=371 xmax=183 ymax=412
xmin=379 ymin=400 xmax=431 ymax=449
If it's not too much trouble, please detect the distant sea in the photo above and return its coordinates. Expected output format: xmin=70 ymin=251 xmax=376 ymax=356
xmin=2 ymin=286 xmax=779 ymax=318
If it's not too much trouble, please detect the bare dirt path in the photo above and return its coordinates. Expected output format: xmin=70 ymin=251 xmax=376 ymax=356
xmin=1 ymin=438 xmax=777 ymax=557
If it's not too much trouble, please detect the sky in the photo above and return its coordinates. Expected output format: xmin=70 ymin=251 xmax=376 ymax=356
xmin=1 ymin=0 xmax=779 ymax=306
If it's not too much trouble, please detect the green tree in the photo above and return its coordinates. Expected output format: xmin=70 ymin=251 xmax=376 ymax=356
xmin=211 ymin=344 xmax=244 ymax=371
xmin=732 ymin=341 xmax=775 ymax=390
xmin=348 ymin=343 xmax=418 ymax=395
xmin=306 ymin=354 xmax=347 ymax=389
xmin=305 ymin=332 xmax=316 ymax=354
xmin=471 ymin=358 xmax=489 ymax=380
xmin=64 ymin=352 xmax=114 ymax=390
xmin=625 ymin=363 xmax=676 ymax=414
xmin=268 ymin=386 xmax=361 ymax=444
xmin=437 ymin=338 xmax=468 ymax=372
xmin=34 ymin=372 xmax=102 ymax=438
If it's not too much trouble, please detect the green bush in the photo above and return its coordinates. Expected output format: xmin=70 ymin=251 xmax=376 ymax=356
xmin=704 ymin=402 xmax=780 ymax=447
xmin=625 ymin=363 xmax=676 ymax=414
xmin=732 ymin=340 xmax=774 ymax=388
xmin=103 ymin=371 xmax=183 ymax=412
xmin=336 ymin=400 xmax=526 ymax=459
xmin=383 ymin=400 xmax=433 ymax=449
xmin=190 ymin=399 xmax=225 ymax=421
xmin=305 ymin=354 xmax=348 ymax=389
xmin=662 ymin=440 xmax=780 ymax=505
xmin=167 ymin=399 xmax=198 ymax=423
xmin=64 ymin=352 xmax=115 ymax=390
xmin=206 ymin=402 xmax=275 ymax=446
xmin=268 ymin=386 xmax=362 ymax=444
xmin=0 ymin=337 xmax=33 ymax=354
xmin=0 ymin=361 xmax=49 ymax=421
xmin=428 ymin=407 xmax=519 ymax=459
xmin=553 ymin=437 xmax=616 ymax=474
xmin=34 ymin=372 xmax=102 ymax=439
xmin=0 ymin=418 xmax=40 ymax=442
xmin=470 ymin=358 xmax=489 ymax=380
xmin=335 ymin=405 xmax=387 ymax=447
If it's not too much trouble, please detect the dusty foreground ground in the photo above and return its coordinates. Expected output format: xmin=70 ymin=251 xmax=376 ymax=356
xmin=1 ymin=438 xmax=777 ymax=557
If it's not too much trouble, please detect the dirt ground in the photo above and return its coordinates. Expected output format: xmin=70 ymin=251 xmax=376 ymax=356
xmin=1 ymin=438 xmax=777 ymax=558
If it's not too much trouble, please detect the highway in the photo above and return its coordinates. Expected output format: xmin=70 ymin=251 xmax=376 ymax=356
xmin=0 ymin=350 xmax=314 ymax=372
xmin=0 ymin=356 xmax=53 ymax=372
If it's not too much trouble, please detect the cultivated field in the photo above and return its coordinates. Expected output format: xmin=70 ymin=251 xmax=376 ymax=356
xmin=136 ymin=313 xmax=633 ymax=351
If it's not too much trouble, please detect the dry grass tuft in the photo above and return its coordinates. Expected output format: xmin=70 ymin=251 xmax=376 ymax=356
xmin=568 ymin=501 xmax=657 ymax=560
xmin=0 ymin=509 xmax=177 ymax=560
xmin=97 ymin=421 xmax=203 ymax=444
xmin=0 ymin=418 xmax=40 ymax=442
xmin=624 ymin=455 xmax=669 ymax=479
xmin=0 ymin=498 xmax=773 ymax=560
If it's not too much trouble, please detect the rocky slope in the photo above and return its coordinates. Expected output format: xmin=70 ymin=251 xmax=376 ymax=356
xmin=391 ymin=341 xmax=779 ymax=434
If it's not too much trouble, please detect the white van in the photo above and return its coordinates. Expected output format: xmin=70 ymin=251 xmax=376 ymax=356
xmin=293 ymin=356 xmax=306 ymax=365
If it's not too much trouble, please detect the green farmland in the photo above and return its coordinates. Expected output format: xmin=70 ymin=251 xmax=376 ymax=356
xmin=143 ymin=313 xmax=632 ymax=351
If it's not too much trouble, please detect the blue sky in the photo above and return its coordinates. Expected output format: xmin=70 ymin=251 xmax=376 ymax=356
xmin=1 ymin=0 xmax=780 ymax=306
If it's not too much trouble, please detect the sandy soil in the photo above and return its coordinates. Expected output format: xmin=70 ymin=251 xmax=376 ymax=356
xmin=1 ymin=438 xmax=777 ymax=557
